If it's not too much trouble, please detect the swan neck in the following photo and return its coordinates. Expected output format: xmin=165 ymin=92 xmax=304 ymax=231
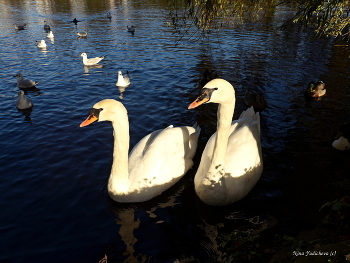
xmin=109 ymin=115 xmax=130 ymax=190
xmin=212 ymin=101 xmax=235 ymax=166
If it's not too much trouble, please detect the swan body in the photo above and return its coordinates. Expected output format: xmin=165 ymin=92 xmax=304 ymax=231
xmin=80 ymin=52 xmax=104 ymax=66
xmin=80 ymin=99 xmax=201 ymax=202
xmin=36 ymin=40 xmax=46 ymax=48
xmin=16 ymin=90 xmax=33 ymax=109
xmin=13 ymin=72 xmax=40 ymax=88
xmin=306 ymin=81 xmax=326 ymax=98
xmin=244 ymin=88 xmax=267 ymax=111
xmin=188 ymin=78 xmax=263 ymax=206
xmin=116 ymin=71 xmax=130 ymax=87
xmin=43 ymin=21 xmax=50 ymax=31
xmin=76 ymin=30 xmax=88 ymax=37
xmin=332 ymin=123 xmax=350 ymax=151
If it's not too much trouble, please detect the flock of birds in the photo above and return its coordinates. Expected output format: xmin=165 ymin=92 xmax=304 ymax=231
xmin=13 ymin=15 xmax=131 ymax=110
xmin=12 ymin=17 xmax=350 ymax=206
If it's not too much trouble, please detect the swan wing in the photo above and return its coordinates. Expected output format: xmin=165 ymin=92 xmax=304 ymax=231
xmin=128 ymin=125 xmax=200 ymax=191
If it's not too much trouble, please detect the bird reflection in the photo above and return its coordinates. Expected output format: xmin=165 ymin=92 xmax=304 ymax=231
xmin=17 ymin=108 xmax=33 ymax=123
xmin=117 ymin=85 xmax=127 ymax=99
xmin=83 ymin=64 xmax=104 ymax=74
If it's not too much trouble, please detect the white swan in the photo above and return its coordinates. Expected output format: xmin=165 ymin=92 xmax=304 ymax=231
xmin=13 ymin=72 xmax=40 ymax=88
xmin=16 ymin=90 xmax=33 ymax=109
xmin=80 ymin=52 xmax=104 ymax=66
xmin=116 ymin=70 xmax=130 ymax=87
xmin=80 ymin=99 xmax=201 ymax=202
xmin=188 ymin=78 xmax=263 ymax=206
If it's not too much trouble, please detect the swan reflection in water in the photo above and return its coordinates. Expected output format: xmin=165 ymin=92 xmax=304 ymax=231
xmin=102 ymin=183 xmax=214 ymax=263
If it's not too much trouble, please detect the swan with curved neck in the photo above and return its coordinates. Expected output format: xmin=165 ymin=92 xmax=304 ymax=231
xmin=80 ymin=99 xmax=201 ymax=202
xmin=188 ymin=79 xmax=263 ymax=206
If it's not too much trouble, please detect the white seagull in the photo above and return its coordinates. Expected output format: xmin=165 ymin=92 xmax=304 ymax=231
xmin=116 ymin=71 xmax=130 ymax=87
xmin=76 ymin=30 xmax=88 ymax=37
xmin=14 ymin=72 xmax=40 ymax=88
xmin=16 ymin=90 xmax=33 ymax=110
xmin=80 ymin=52 xmax=105 ymax=66
xmin=36 ymin=40 xmax=47 ymax=48
xmin=46 ymin=30 xmax=54 ymax=38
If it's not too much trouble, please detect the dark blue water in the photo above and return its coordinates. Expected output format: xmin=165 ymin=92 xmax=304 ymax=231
xmin=1 ymin=1 xmax=350 ymax=262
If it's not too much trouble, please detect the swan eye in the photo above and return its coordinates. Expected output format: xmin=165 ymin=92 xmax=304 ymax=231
xmin=89 ymin=108 xmax=103 ymax=118
xmin=214 ymin=87 xmax=218 ymax=90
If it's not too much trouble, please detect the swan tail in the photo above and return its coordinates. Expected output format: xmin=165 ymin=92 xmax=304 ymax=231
xmin=192 ymin=122 xmax=201 ymax=135
xmin=240 ymin=106 xmax=261 ymax=133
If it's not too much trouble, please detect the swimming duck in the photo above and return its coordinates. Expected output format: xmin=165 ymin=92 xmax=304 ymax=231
xmin=107 ymin=13 xmax=112 ymax=19
xmin=244 ymin=88 xmax=267 ymax=111
xmin=43 ymin=21 xmax=50 ymax=31
xmin=80 ymin=52 xmax=104 ymax=66
xmin=332 ymin=122 xmax=350 ymax=151
xmin=306 ymin=81 xmax=326 ymax=98
xmin=16 ymin=90 xmax=33 ymax=110
xmin=13 ymin=72 xmax=40 ymax=88
xmin=14 ymin=24 xmax=26 ymax=30
xmin=127 ymin=26 xmax=135 ymax=33
xmin=72 ymin=18 xmax=80 ymax=24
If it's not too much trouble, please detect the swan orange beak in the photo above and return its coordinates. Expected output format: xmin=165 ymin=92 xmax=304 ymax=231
xmin=188 ymin=90 xmax=210 ymax=109
xmin=80 ymin=113 xmax=98 ymax=127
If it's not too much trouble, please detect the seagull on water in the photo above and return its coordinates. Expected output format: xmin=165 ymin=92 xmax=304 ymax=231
xmin=116 ymin=71 xmax=130 ymax=87
xmin=14 ymin=72 xmax=40 ymax=89
xmin=76 ymin=30 xmax=88 ymax=37
xmin=80 ymin=52 xmax=105 ymax=66
xmin=16 ymin=90 xmax=33 ymax=110
xmin=36 ymin=40 xmax=47 ymax=48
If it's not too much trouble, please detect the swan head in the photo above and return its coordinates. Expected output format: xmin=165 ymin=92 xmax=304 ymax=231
xmin=80 ymin=99 xmax=126 ymax=127
xmin=188 ymin=78 xmax=235 ymax=109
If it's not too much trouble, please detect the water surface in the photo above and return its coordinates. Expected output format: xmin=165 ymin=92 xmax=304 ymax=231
xmin=1 ymin=1 xmax=350 ymax=262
